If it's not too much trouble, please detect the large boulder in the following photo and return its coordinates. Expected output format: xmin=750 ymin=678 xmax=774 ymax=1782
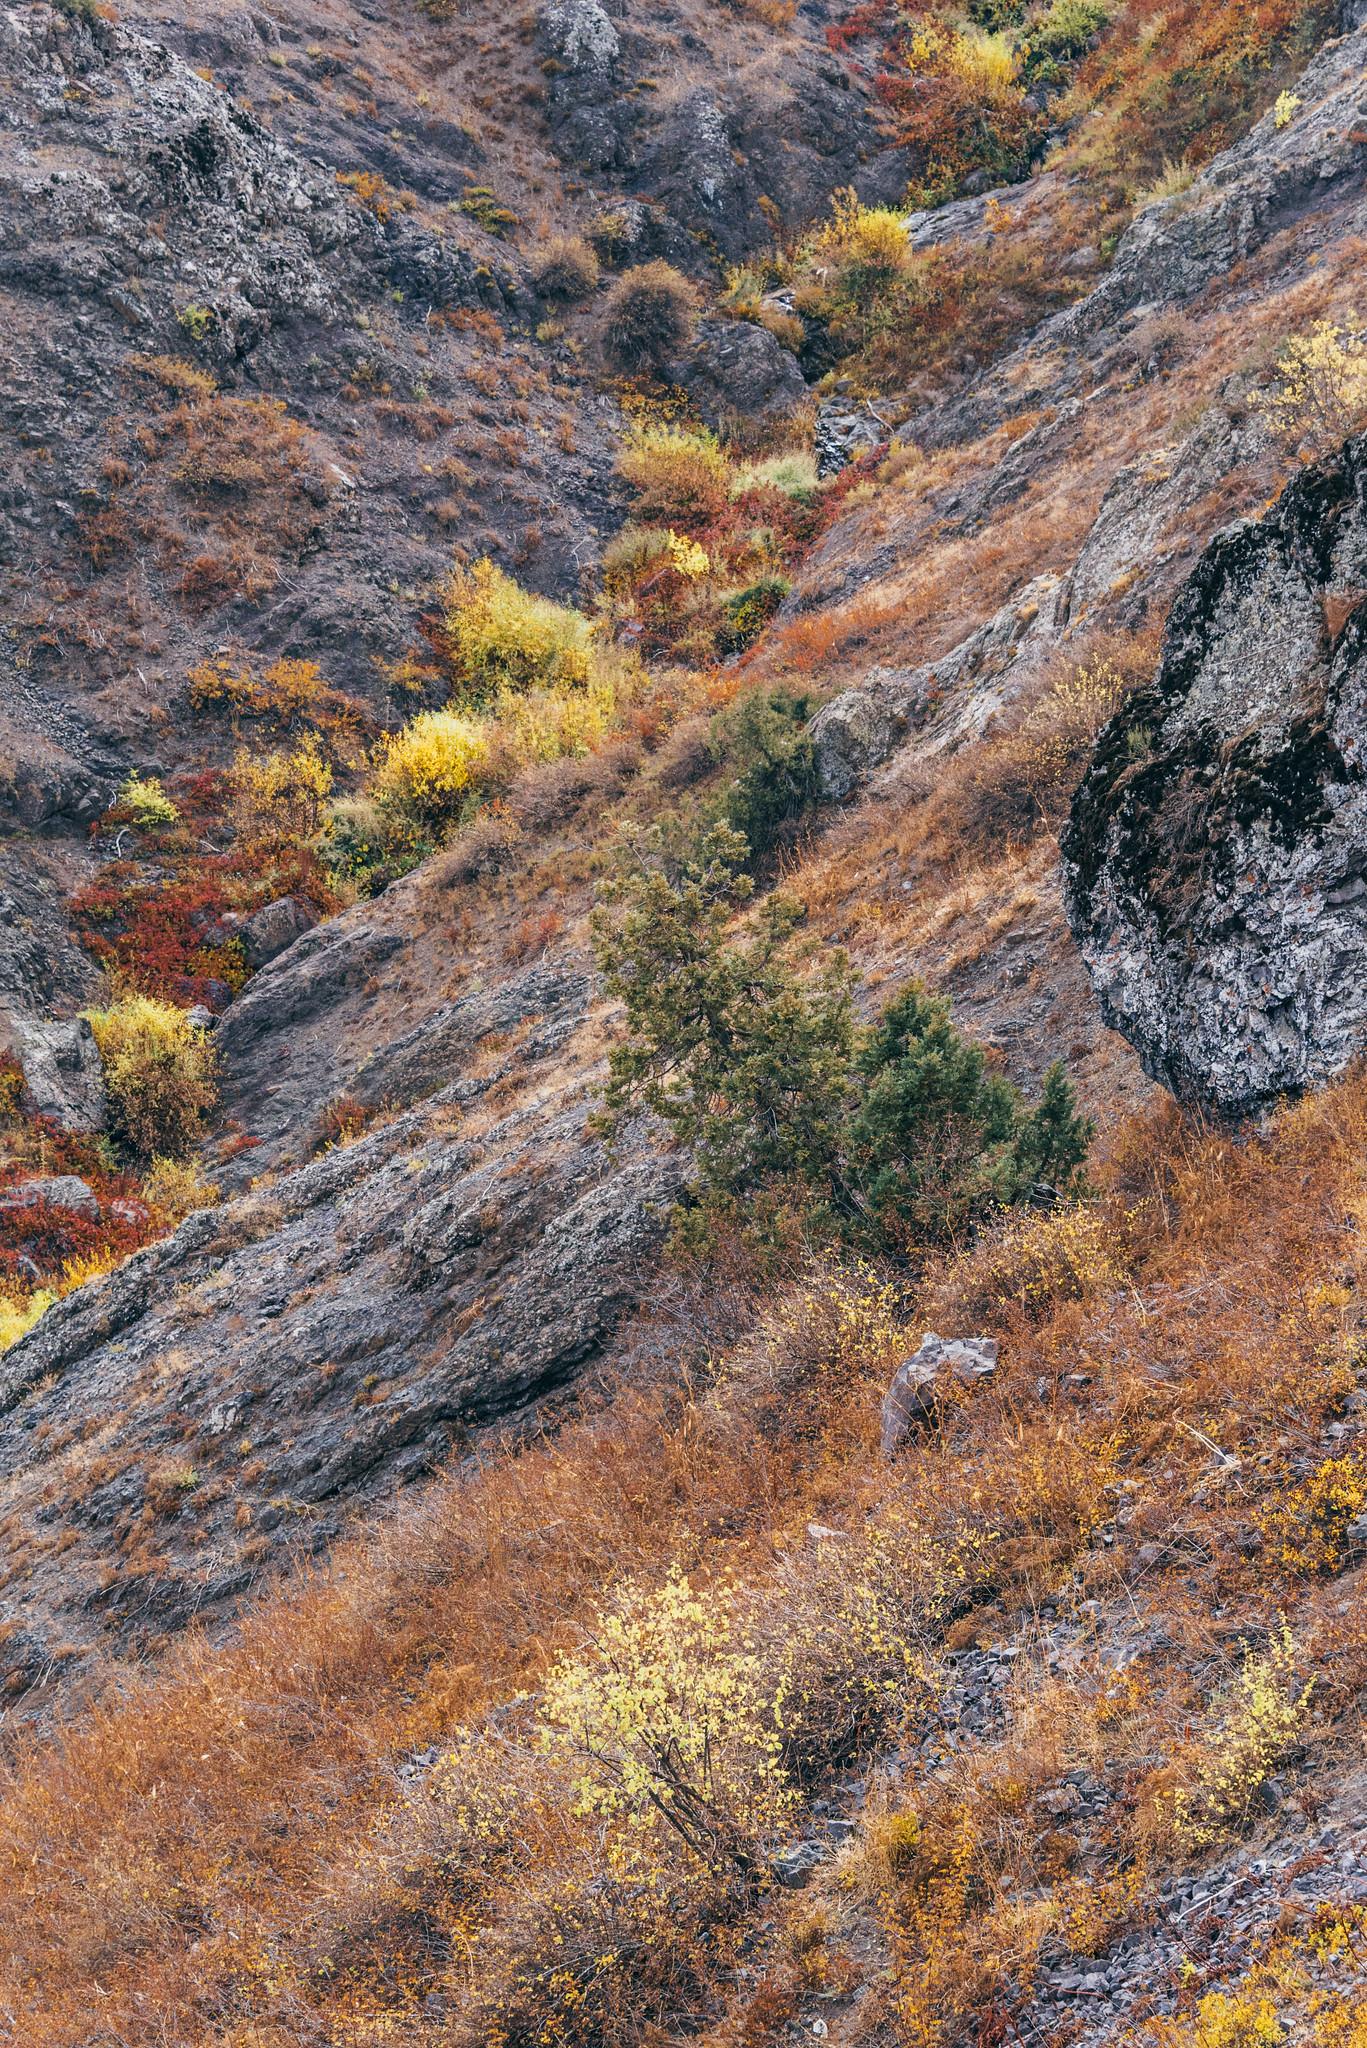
xmin=673 ymin=319 xmax=806 ymax=432
xmin=9 ymin=1017 xmax=107 ymax=1133
xmin=237 ymin=894 xmax=318 ymax=970
xmin=537 ymin=0 xmax=631 ymax=173
xmin=1063 ymin=435 xmax=1367 ymax=1117
xmin=881 ymin=1334 xmax=999 ymax=1456
xmin=0 ymin=1176 xmax=100 ymax=1223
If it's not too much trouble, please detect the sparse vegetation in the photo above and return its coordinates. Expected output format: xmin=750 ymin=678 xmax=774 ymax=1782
xmin=5 ymin=2 xmax=1367 ymax=2043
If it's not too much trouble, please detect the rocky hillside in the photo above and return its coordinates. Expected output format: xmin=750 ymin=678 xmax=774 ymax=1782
xmin=3 ymin=1 xmax=1367 ymax=2044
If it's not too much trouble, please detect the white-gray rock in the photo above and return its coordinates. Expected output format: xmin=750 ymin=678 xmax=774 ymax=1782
xmin=12 ymin=1017 xmax=107 ymax=1133
xmin=1064 ymin=433 xmax=1367 ymax=1117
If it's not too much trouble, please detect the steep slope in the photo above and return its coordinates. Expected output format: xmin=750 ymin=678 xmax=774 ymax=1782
xmin=3 ymin=3 xmax=1367 ymax=2045
xmin=3 ymin=0 xmax=1366 ymax=1702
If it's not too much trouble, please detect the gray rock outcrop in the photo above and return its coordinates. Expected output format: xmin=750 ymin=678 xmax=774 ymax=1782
xmin=0 ymin=1175 xmax=100 ymax=1222
xmin=1063 ymin=434 xmax=1367 ymax=1117
xmin=537 ymin=0 xmax=629 ymax=174
xmin=810 ymin=575 xmax=1067 ymax=799
xmin=881 ymin=1333 xmax=999 ymax=1456
xmin=237 ymin=895 xmax=318 ymax=971
xmin=673 ymin=318 xmax=806 ymax=431
xmin=814 ymin=400 xmax=887 ymax=479
xmin=9 ymin=1017 xmax=106 ymax=1133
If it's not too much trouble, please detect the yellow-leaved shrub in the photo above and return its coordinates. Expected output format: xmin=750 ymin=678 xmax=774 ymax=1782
xmin=616 ymin=424 xmax=730 ymax=529
xmin=227 ymin=738 xmax=333 ymax=847
xmin=0 ymin=1288 xmax=53 ymax=1354
xmin=1259 ymin=319 xmax=1367 ymax=456
xmin=371 ymin=709 xmax=492 ymax=832
xmin=86 ymin=994 xmax=218 ymax=1163
xmin=442 ymin=556 xmax=593 ymax=698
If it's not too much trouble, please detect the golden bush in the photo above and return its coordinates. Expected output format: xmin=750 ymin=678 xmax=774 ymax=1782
xmin=0 ymin=1288 xmax=53 ymax=1354
xmin=87 ymin=994 xmax=218 ymax=1163
xmin=1259 ymin=319 xmax=1367 ymax=456
xmin=371 ymin=709 xmax=493 ymax=831
xmin=530 ymin=233 xmax=600 ymax=300
xmin=599 ymin=260 xmax=700 ymax=375
xmin=116 ymin=774 xmax=179 ymax=830
xmin=141 ymin=1156 xmax=221 ymax=1226
xmin=441 ymin=557 xmax=593 ymax=699
xmin=226 ymin=738 xmax=333 ymax=847
xmin=540 ymin=1566 xmax=793 ymax=1870
xmin=924 ymin=1200 xmax=1127 ymax=1329
xmin=813 ymin=190 xmax=913 ymax=284
xmin=1167 ymin=1627 xmax=1313 ymax=1848
xmin=1256 ymin=1455 xmax=1367 ymax=1576
xmin=616 ymin=423 xmax=731 ymax=529
xmin=946 ymin=25 xmax=1019 ymax=104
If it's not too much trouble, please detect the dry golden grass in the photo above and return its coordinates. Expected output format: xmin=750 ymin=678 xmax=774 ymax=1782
xmin=4 ymin=1069 xmax=1367 ymax=2042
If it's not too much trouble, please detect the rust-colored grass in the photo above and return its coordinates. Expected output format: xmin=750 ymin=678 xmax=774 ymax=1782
xmin=3 ymin=1070 xmax=1367 ymax=2041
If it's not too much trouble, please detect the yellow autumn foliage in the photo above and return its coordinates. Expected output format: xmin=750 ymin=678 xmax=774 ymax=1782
xmin=371 ymin=709 xmax=493 ymax=831
xmin=442 ymin=556 xmax=593 ymax=698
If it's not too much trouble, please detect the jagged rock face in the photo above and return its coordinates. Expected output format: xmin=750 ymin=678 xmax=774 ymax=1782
xmin=673 ymin=318 xmax=806 ymax=432
xmin=809 ymin=574 xmax=1067 ymax=799
xmin=1063 ymin=436 xmax=1367 ymax=1118
xmin=538 ymin=0 xmax=628 ymax=173
xmin=537 ymin=0 xmax=907 ymax=257
xmin=0 ymin=856 xmax=687 ymax=1699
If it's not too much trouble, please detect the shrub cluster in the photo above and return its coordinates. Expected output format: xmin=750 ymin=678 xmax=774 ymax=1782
xmin=345 ymin=562 xmax=637 ymax=863
xmin=1257 ymin=318 xmax=1367 ymax=458
xmin=599 ymin=261 xmax=699 ymax=376
xmin=605 ymin=419 xmax=843 ymax=664
xmin=87 ymin=994 xmax=218 ymax=1164
xmin=592 ymin=824 xmax=1091 ymax=1255
xmin=530 ymin=233 xmax=600 ymax=301
xmin=437 ymin=556 xmax=593 ymax=699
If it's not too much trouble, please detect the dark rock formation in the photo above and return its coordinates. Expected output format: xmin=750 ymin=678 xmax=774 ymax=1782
xmin=673 ymin=318 xmax=806 ymax=431
xmin=1063 ymin=435 xmax=1367 ymax=1117
xmin=814 ymin=399 xmax=887 ymax=480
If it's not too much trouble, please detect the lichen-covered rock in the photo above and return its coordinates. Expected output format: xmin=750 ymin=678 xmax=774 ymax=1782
xmin=1063 ymin=434 xmax=1367 ymax=1117
xmin=537 ymin=0 xmax=630 ymax=173
xmin=237 ymin=895 xmax=318 ymax=971
xmin=10 ymin=1017 xmax=107 ymax=1133
xmin=814 ymin=400 xmax=886 ymax=479
xmin=0 ymin=1175 xmax=100 ymax=1222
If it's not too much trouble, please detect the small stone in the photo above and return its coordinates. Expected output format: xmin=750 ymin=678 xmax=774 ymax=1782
xmin=772 ymin=1840 xmax=825 ymax=1888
